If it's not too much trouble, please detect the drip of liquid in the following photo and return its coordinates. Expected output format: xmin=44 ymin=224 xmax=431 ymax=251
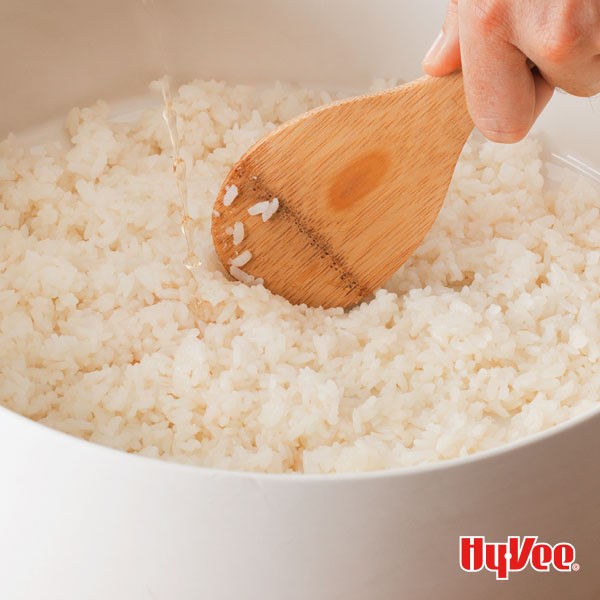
xmin=159 ymin=78 xmax=202 ymax=269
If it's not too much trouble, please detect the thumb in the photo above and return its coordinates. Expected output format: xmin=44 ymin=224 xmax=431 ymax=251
xmin=423 ymin=0 xmax=461 ymax=76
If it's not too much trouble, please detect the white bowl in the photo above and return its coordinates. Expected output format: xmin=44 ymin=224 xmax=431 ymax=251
xmin=1 ymin=1 xmax=599 ymax=599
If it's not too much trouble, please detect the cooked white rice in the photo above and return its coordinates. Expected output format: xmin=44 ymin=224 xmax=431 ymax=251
xmin=262 ymin=198 xmax=279 ymax=222
xmin=228 ymin=265 xmax=261 ymax=287
xmin=232 ymin=221 xmax=244 ymax=245
xmin=248 ymin=200 xmax=270 ymax=216
xmin=229 ymin=250 xmax=252 ymax=268
xmin=223 ymin=184 xmax=238 ymax=207
xmin=0 ymin=79 xmax=599 ymax=473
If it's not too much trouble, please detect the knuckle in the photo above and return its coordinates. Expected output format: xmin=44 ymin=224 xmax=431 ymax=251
xmin=468 ymin=0 xmax=508 ymax=34
xmin=536 ymin=28 xmax=580 ymax=64
xmin=534 ymin=3 xmax=585 ymax=63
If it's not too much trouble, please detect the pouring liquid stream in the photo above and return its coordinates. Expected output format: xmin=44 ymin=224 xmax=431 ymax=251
xmin=140 ymin=0 xmax=201 ymax=269
xmin=159 ymin=79 xmax=202 ymax=270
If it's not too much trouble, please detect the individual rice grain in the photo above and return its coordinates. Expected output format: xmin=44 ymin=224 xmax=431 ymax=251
xmin=229 ymin=265 xmax=256 ymax=285
xmin=232 ymin=221 xmax=244 ymax=245
xmin=223 ymin=184 xmax=238 ymax=206
xmin=248 ymin=201 xmax=270 ymax=216
xmin=262 ymin=198 xmax=279 ymax=222
xmin=229 ymin=250 xmax=252 ymax=268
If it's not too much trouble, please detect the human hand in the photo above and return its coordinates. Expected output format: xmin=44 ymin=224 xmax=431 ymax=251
xmin=423 ymin=0 xmax=600 ymax=142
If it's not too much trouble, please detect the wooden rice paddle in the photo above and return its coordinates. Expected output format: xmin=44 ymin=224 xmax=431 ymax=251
xmin=211 ymin=73 xmax=473 ymax=309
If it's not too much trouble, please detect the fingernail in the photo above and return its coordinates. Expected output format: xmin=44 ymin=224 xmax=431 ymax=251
xmin=423 ymin=31 xmax=446 ymax=66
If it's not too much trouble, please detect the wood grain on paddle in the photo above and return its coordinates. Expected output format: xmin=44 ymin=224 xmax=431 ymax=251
xmin=211 ymin=73 xmax=473 ymax=309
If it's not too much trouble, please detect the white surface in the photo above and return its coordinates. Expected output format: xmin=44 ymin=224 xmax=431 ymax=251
xmin=0 ymin=1 xmax=599 ymax=599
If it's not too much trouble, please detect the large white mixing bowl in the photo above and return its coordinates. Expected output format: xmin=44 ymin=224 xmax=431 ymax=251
xmin=0 ymin=1 xmax=599 ymax=599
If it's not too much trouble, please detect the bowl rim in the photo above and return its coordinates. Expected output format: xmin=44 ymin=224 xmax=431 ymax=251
xmin=2 ymin=401 xmax=598 ymax=483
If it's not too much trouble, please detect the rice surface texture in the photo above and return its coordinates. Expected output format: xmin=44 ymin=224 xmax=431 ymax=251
xmin=0 ymin=79 xmax=599 ymax=473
